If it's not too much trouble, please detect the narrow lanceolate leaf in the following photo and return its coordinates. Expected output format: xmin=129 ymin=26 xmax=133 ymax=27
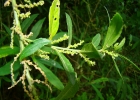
xmin=0 ymin=46 xmax=19 ymax=58
xmin=55 ymin=81 xmax=79 ymax=100
xmin=117 ymin=79 xmax=123 ymax=95
xmin=65 ymin=13 xmax=72 ymax=46
xmin=21 ymin=14 xmax=39 ymax=32
xmin=30 ymin=18 xmax=46 ymax=39
xmin=2 ymin=23 xmax=11 ymax=35
xmin=112 ymin=57 xmax=123 ymax=81
xmin=119 ymin=54 xmax=140 ymax=71
xmin=56 ymin=51 xmax=76 ymax=84
xmin=0 ymin=60 xmax=21 ymax=76
xmin=37 ymin=57 xmax=64 ymax=70
xmin=91 ymin=85 xmax=104 ymax=100
xmin=20 ymin=38 xmax=50 ymax=61
xmin=32 ymin=57 xmax=64 ymax=90
xmin=49 ymin=0 xmax=60 ymax=40
xmin=90 ymin=77 xmax=109 ymax=84
xmin=103 ymin=13 xmax=123 ymax=49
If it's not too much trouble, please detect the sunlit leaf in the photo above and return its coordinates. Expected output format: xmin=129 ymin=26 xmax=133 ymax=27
xmin=49 ymin=0 xmax=60 ymax=40
xmin=0 ymin=60 xmax=21 ymax=76
xmin=55 ymin=81 xmax=79 ymax=100
xmin=20 ymin=38 xmax=51 ymax=61
xmin=30 ymin=18 xmax=46 ymax=39
xmin=56 ymin=51 xmax=76 ymax=84
xmin=32 ymin=57 xmax=64 ymax=90
xmin=65 ymin=13 xmax=72 ymax=46
xmin=0 ymin=46 xmax=19 ymax=58
xmin=114 ymin=37 xmax=125 ymax=50
xmin=103 ymin=13 xmax=123 ymax=49
xmin=92 ymin=33 xmax=101 ymax=47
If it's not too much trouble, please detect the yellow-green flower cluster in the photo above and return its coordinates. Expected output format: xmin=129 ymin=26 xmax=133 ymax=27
xmin=51 ymin=34 xmax=69 ymax=44
xmin=24 ymin=0 xmax=31 ymax=3
xmin=68 ymin=40 xmax=84 ymax=48
xmin=17 ymin=1 xmax=44 ymax=8
xmin=10 ymin=31 xmax=14 ymax=49
xmin=4 ymin=0 xmax=11 ymax=7
xmin=79 ymin=53 xmax=95 ymax=66
xmin=37 ymin=50 xmax=50 ymax=60
xmin=52 ymin=45 xmax=95 ymax=66
xmin=101 ymin=49 xmax=118 ymax=58
xmin=53 ymin=48 xmax=79 ymax=56
xmin=9 ymin=59 xmax=51 ymax=100
xmin=10 ymin=20 xmax=33 ymax=46
xmin=19 ymin=11 xmax=31 ymax=19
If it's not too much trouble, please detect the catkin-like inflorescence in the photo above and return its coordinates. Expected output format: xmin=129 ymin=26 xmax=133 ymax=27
xmin=4 ymin=0 xmax=11 ymax=7
xmin=51 ymin=34 xmax=69 ymax=44
xmin=37 ymin=50 xmax=50 ymax=60
xmin=68 ymin=40 xmax=84 ymax=48
xmin=17 ymin=0 xmax=44 ymax=8
xmin=101 ymin=49 xmax=118 ymax=59
xmin=79 ymin=53 xmax=95 ymax=66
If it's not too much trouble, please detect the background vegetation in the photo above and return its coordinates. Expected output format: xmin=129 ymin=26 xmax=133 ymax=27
xmin=0 ymin=0 xmax=140 ymax=100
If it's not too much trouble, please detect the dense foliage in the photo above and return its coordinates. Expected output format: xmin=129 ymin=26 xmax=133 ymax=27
xmin=0 ymin=0 xmax=140 ymax=100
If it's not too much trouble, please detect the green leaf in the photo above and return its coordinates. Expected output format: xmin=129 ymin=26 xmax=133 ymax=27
xmin=90 ymin=77 xmax=109 ymax=84
xmin=65 ymin=13 xmax=72 ymax=46
xmin=0 ymin=46 xmax=19 ymax=58
xmin=132 ymin=40 xmax=140 ymax=50
xmin=114 ymin=37 xmax=125 ymax=50
xmin=103 ymin=13 xmax=123 ymax=49
xmin=49 ymin=0 xmax=60 ymax=40
xmin=55 ymin=81 xmax=79 ymax=100
xmin=21 ymin=14 xmax=39 ymax=32
xmin=32 ymin=57 xmax=64 ymax=90
xmin=2 ymin=23 xmax=11 ymax=35
xmin=117 ymin=79 xmax=123 ymax=95
xmin=0 ymin=36 xmax=6 ymax=46
xmin=56 ymin=51 xmax=76 ymax=84
xmin=81 ymin=43 xmax=102 ymax=59
xmin=118 ymin=54 xmax=140 ymax=71
xmin=81 ymin=92 xmax=88 ymax=100
xmin=92 ymin=85 xmax=104 ymax=100
xmin=1 ymin=76 xmax=11 ymax=82
xmin=92 ymin=33 xmax=101 ymax=47
xmin=37 ymin=57 xmax=64 ymax=70
xmin=112 ymin=57 xmax=123 ymax=80
xmin=41 ymin=46 xmax=57 ymax=55
xmin=52 ymin=32 xmax=67 ymax=41
xmin=30 ymin=18 xmax=46 ymax=39
xmin=0 ymin=60 xmax=21 ymax=76
xmin=20 ymin=38 xmax=51 ymax=61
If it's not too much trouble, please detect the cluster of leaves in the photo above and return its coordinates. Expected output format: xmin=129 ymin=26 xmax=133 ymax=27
xmin=0 ymin=0 xmax=140 ymax=100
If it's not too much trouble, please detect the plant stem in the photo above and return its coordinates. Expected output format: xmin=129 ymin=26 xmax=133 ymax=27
xmin=52 ymin=46 xmax=81 ymax=52
xmin=25 ymin=64 xmax=39 ymax=100
xmin=11 ymin=0 xmax=39 ymax=99
xmin=11 ymin=0 xmax=21 ymax=30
